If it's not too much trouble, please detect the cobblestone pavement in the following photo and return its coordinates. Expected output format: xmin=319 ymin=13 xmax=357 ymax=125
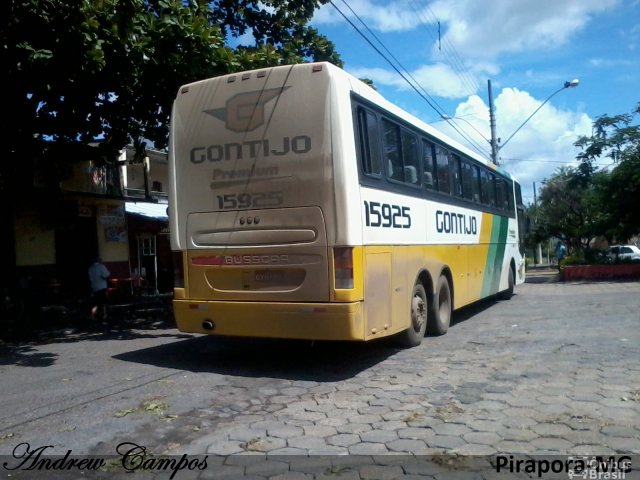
xmin=108 ymin=281 xmax=640 ymax=466
xmin=2 ymin=280 xmax=639 ymax=478
xmin=192 ymin=282 xmax=637 ymax=456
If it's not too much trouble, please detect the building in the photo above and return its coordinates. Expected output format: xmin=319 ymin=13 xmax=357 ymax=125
xmin=12 ymin=146 xmax=170 ymax=305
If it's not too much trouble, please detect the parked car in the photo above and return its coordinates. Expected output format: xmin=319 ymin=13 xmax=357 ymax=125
xmin=606 ymin=245 xmax=640 ymax=263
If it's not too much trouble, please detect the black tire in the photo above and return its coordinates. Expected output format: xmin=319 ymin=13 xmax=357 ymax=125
xmin=397 ymin=283 xmax=427 ymax=347
xmin=499 ymin=267 xmax=514 ymax=300
xmin=428 ymin=275 xmax=451 ymax=336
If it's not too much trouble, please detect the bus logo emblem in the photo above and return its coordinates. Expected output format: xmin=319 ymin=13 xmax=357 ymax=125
xmin=204 ymin=87 xmax=289 ymax=133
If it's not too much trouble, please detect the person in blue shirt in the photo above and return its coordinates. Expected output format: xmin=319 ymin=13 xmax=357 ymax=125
xmin=88 ymin=257 xmax=111 ymax=320
xmin=555 ymin=241 xmax=567 ymax=270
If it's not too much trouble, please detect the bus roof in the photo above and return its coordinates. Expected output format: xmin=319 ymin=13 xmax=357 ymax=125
xmin=175 ymin=62 xmax=518 ymax=182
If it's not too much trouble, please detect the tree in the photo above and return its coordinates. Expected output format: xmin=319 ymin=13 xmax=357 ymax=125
xmin=4 ymin=0 xmax=341 ymax=171
xmin=1 ymin=0 xmax=341 ymax=279
xmin=574 ymin=103 xmax=640 ymax=242
xmin=533 ymin=103 xmax=640 ymax=253
xmin=533 ymin=167 xmax=602 ymax=252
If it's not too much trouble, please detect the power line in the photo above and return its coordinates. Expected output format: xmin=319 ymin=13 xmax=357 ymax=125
xmin=333 ymin=1 xmax=445 ymax=115
xmin=407 ymin=0 xmax=478 ymax=97
xmin=329 ymin=0 xmax=491 ymax=159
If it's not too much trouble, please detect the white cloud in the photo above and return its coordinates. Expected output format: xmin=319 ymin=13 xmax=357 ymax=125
xmin=432 ymin=0 xmax=618 ymax=59
xmin=314 ymin=1 xmax=616 ymax=202
xmin=348 ymin=63 xmax=481 ymax=98
xmin=433 ymin=88 xmax=593 ymax=203
xmin=313 ymin=0 xmax=432 ymax=33
xmin=316 ymin=0 xmax=619 ymax=60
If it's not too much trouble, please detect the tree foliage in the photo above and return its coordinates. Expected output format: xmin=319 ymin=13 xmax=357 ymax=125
xmin=2 ymin=0 xmax=341 ymax=183
xmin=532 ymin=167 xmax=603 ymax=251
xmin=533 ymin=103 xmax=640 ymax=250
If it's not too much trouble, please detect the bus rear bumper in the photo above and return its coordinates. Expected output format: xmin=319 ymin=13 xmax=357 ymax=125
xmin=173 ymin=299 xmax=365 ymax=341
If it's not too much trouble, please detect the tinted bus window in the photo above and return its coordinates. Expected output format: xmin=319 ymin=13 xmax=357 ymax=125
xmin=450 ymin=154 xmax=462 ymax=197
xmin=434 ymin=145 xmax=450 ymax=194
xmin=422 ymin=139 xmax=436 ymax=190
xmin=480 ymin=169 xmax=496 ymax=206
xmin=401 ymin=130 xmax=420 ymax=185
xmin=506 ymin=180 xmax=514 ymax=212
xmin=515 ymin=181 xmax=523 ymax=207
xmin=461 ymin=160 xmax=474 ymax=201
xmin=357 ymin=108 xmax=382 ymax=176
xmin=495 ymin=177 xmax=506 ymax=211
xmin=382 ymin=119 xmax=403 ymax=182
xmin=472 ymin=164 xmax=481 ymax=203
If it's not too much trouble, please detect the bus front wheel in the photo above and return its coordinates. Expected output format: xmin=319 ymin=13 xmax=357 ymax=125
xmin=428 ymin=275 xmax=451 ymax=335
xmin=398 ymin=283 xmax=428 ymax=347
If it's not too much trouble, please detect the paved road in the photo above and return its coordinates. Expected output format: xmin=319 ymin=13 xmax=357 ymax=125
xmin=1 ymin=279 xmax=639 ymax=477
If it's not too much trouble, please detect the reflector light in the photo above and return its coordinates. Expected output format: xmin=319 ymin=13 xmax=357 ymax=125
xmin=333 ymin=247 xmax=354 ymax=289
xmin=312 ymin=64 xmax=323 ymax=72
xmin=192 ymin=256 xmax=226 ymax=266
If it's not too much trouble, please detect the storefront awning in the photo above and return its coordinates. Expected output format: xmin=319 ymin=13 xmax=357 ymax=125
xmin=125 ymin=201 xmax=168 ymax=220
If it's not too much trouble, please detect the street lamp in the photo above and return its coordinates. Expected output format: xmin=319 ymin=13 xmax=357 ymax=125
xmin=489 ymin=78 xmax=579 ymax=164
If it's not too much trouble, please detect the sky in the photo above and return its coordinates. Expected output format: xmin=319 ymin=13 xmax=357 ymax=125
xmin=310 ymin=0 xmax=640 ymax=204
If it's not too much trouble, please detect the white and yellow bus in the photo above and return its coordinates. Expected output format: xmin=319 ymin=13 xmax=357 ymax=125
xmin=168 ymin=62 xmax=526 ymax=347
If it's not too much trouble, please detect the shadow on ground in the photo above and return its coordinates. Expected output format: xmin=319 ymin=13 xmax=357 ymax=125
xmin=112 ymin=297 xmax=499 ymax=382
xmin=113 ymin=334 xmax=400 ymax=382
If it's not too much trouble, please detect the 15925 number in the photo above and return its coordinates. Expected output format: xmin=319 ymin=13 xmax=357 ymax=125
xmin=217 ymin=191 xmax=283 ymax=210
xmin=363 ymin=201 xmax=411 ymax=228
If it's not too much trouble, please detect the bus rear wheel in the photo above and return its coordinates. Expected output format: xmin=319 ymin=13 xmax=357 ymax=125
xmin=499 ymin=266 xmax=515 ymax=300
xmin=428 ymin=275 xmax=451 ymax=336
xmin=398 ymin=283 xmax=427 ymax=347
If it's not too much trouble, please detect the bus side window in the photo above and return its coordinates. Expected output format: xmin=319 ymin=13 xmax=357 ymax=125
xmin=495 ymin=177 xmax=506 ymax=212
xmin=506 ymin=179 xmax=514 ymax=213
xmin=461 ymin=160 xmax=473 ymax=201
xmin=401 ymin=129 xmax=420 ymax=185
xmin=450 ymin=154 xmax=462 ymax=197
xmin=434 ymin=145 xmax=450 ymax=194
xmin=382 ymin=119 xmax=404 ymax=182
xmin=357 ymin=108 xmax=382 ymax=176
xmin=422 ymin=139 xmax=436 ymax=190
xmin=480 ymin=169 xmax=496 ymax=206
xmin=515 ymin=181 xmax=523 ymax=208
xmin=472 ymin=165 xmax=481 ymax=203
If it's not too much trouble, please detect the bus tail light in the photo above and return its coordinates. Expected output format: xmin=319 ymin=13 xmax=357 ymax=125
xmin=172 ymin=251 xmax=185 ymax=288
xmin=333 ymin=247 xmax=354 ymax=289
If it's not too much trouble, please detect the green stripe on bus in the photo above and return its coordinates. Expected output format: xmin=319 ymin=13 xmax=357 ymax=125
xmin=482 ymin=216 xmax=509 ymax=297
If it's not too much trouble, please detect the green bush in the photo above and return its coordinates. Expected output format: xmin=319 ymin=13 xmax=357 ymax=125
xmin=559 ymin=255 xmax=583 ymax=269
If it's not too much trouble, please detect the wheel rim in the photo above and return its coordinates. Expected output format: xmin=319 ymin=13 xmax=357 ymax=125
xmin=411 ymin=291 xmax=426 ymax=332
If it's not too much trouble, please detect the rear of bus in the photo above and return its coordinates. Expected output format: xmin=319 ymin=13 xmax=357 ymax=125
xmin=168 ymin=63 xmax=364 ymax=340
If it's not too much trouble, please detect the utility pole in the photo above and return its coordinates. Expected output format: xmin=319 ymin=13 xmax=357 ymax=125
xmin=533 ymin=181 xmax=542 ymax=265
xmin=487 ymin=78 xmax=578 ymax=167
xmin=487 ymin=80 xmax=499 ymax=165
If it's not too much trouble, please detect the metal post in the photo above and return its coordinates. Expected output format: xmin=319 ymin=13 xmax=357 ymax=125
xmin=533 ymin=181 xmax=542 ymax=265
xmin=488 ymin=80 xmax=499 ymax=165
